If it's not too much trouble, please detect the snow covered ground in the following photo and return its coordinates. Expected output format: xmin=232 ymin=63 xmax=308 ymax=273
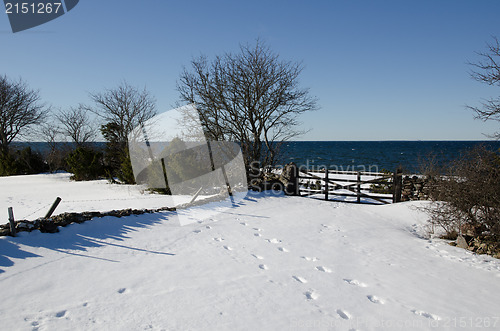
xmin=1 ymin=173 xmax=500 ymax=330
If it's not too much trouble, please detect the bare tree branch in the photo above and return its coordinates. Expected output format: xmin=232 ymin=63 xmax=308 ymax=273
xmin=467 ymin=36 xmax=500 ymax=139
xmin=56 ymin=104 xmax=97 ymax=146
xmin=87 ymin=81 xmax=157 ymax=143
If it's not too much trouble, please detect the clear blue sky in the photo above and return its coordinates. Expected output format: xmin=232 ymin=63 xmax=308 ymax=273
xmin=1 ymin=0 xmax=500 ymax=140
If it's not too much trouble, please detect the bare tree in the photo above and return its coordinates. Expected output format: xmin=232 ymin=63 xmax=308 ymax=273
xmin=86 ymin=82 xmax=157 ymax=184
xmin=468 ymin=36 xmax=500 ymax=139
xmin=0 ymin=75 xmax=48 ymax=156
xmin=40 ymin=121 xmax=69 ymax=173
xmin=56 ymin=105 xmax=97 ymax=146
xmin=177 ymin=40 xmax=318 ymax=169
xmin=87 ymin=81 xmax=157 ymax=143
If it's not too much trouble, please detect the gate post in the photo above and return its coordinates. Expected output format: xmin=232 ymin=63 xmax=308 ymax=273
xmin=393 ymin=167 xmax=403 ymax=203
xmin=357 ymin=172 xmax=361 ymax=203
xmin=324 ymin=168 xmax=329 ymax=201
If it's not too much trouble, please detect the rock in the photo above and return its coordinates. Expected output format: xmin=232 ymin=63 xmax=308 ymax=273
xmin=456 ymin=235 xmax=469 ymax=249
xmin=39 ymin=220 xmax=59 ymax=233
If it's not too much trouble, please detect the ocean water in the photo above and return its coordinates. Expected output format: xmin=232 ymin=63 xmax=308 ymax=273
xmin=12 ymin=140 xmax=500 ymax=174
xmin=277 ymin=141 xmax=500 ymax=173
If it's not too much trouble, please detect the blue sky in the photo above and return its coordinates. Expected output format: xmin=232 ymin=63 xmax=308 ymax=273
xmin=1 ymin=0 xmax=500 ymax=140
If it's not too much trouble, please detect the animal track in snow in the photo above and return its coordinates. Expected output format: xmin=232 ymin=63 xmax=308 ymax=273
xmin=251 ymin=254 xmax=264 ymax=260
xmin=205 ymin=225 xmax=211 ymax=229
xmin=213 ymin=237 xmax=224 ymax=242
xmin=278 ymin=247 xmax=289 ymax=252
xmin=292 ymin=276 xmax=307 ymax=283
xmin=367 ymin=295 xmax=384 ymax=304
xmin=266 ymin=238 xmax=282 ymax=244
xmin=336 ymin=309 xmax=352 ymax=320
xmin=240 ymin=222 xmax=248 ymax=226
xmin=254 ymin=233 xmax=261 ymax=237
xmin=301 ymin=256 xmax=319 ymax=262
xmin=117 ymin=288 xmax=127 ymax=294
xmin=223 ymin=246 xmax=233 ymax=251
xmin=343 ymin=279 xmax=368 ymax=287
xmin=304 ymin=290 xmax=319 ymax=300
xmin=316 ymin=266 xmax=332 ymax=273
xmin=259 ymin=264 xmax=268 ymax=270
xmin=55 ymin=310 xmax=67 ymax=318
xmin=253 ymin=228 xmax=262 ymax=231
xmin=193 ymin=229 xmax=202 ymax=233
xmin=411 ymin=310 xmax=441 ymax=320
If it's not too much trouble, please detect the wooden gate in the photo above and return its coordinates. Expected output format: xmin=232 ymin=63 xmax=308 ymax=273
xmin=297 ymin=168 xmax=402 ymax=205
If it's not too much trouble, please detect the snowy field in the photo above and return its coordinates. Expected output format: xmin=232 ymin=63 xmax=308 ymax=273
xmin=1 ymin=173 xmax=500 ymax=330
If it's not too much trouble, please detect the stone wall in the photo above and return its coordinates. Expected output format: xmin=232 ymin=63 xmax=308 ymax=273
xmin=0 ymin=192 xmax=233 ymax=237
xmin=401 ymin=175 xmax=430 ymax=201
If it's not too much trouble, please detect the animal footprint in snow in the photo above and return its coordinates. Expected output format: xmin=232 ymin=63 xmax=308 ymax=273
xmin=223 ymin=246 xmax=233 ymax=251
xmin=55 ymin=310 xmax=67 ymax=318
xmin=266 ymin=238 xmax=282 ymax=244
xmin=193 ymin=229 xmax=202 ymax=233
xmin=117 ymin=288 xmax=127 ymax=294
xmin=292 ymin=276 xmax=307 ymax=283
xmin=253 ymin=228 xmax=262 ymax=231
xmin=213 ymin=237 xmax=224 ymax=242
xmin=343 ymin=279 xmax=367 ymax=287
xmin=304 ymin=290 xmax=319 ymax=300
xmin=411 ymin=310 xmax=441 ymax=320
xmin=336 ymin=309 xmax=352 ymax=320
xmin=367 ymin=295 xmax=384 ymax=304
xmin=259 ymin=264 xmax=268 ymax=270
xmin=254 ymin=233 xmax=261 ymax=237
xmin=278 ymin=247 xmax=289 ymax=252
xmin=205 ymin=225 xmax=211 ymax=229
xmin=251 ymin=254 xmax=264 ymax=260
xmin=316 ymin=266 xmax=332 ymax=273
xmin=240 ymin=222 xmax=248 ymax=226
xmin=301 ymin=256 xmax=319 ymax=262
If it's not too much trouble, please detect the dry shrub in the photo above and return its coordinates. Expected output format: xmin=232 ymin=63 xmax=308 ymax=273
xmin=422 ymin=146 xmax=500 ymax=240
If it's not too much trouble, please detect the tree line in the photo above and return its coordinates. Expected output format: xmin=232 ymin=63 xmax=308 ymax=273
xmin=0 ymin=76 xmax=157 ymax=183
xmin=0 ymin=41 xmax=317 ymax=183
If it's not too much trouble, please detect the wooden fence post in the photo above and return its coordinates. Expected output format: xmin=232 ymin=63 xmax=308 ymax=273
xmin=357 ymin=172 xmax=361 ymax=203
xmin=45 ymin=197 xmax=62 ymax=219
xmin=393 ymin=167 xmax=403 ymax=203
xmin=324 ymin=168 xmax=329 ymax=201
xmin=8 ymin=207 xmax=16 ymax=237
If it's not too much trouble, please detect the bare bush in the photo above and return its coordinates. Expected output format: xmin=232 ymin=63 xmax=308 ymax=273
xmin=422 ymin=146 xmax=500 ymax=240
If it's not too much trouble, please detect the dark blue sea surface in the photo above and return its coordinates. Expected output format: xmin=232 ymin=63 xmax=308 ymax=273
xmin=277 ymin=141 xmax=500 ymax=173
xmin=12 ymin=140 xmax=500 ymax=174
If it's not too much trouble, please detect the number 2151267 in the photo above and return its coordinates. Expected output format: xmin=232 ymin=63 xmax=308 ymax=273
xmin=5 ymin=2 xmax=63 ymax=14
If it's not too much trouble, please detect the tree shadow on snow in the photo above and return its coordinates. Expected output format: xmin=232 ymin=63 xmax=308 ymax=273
xmin=0 ymin=191 xmax=286 ymax=274
xmin=0 ymin=211 xmax=176 ymax=274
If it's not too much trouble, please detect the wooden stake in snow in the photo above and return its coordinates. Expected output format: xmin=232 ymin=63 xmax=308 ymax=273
xmin=189 ymin=187 xmax=204 ymax=204
xmin=45 ymin=197 xmax=62 ymax=219
xmin=8 ymin=207 xmax=15 ymax=237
